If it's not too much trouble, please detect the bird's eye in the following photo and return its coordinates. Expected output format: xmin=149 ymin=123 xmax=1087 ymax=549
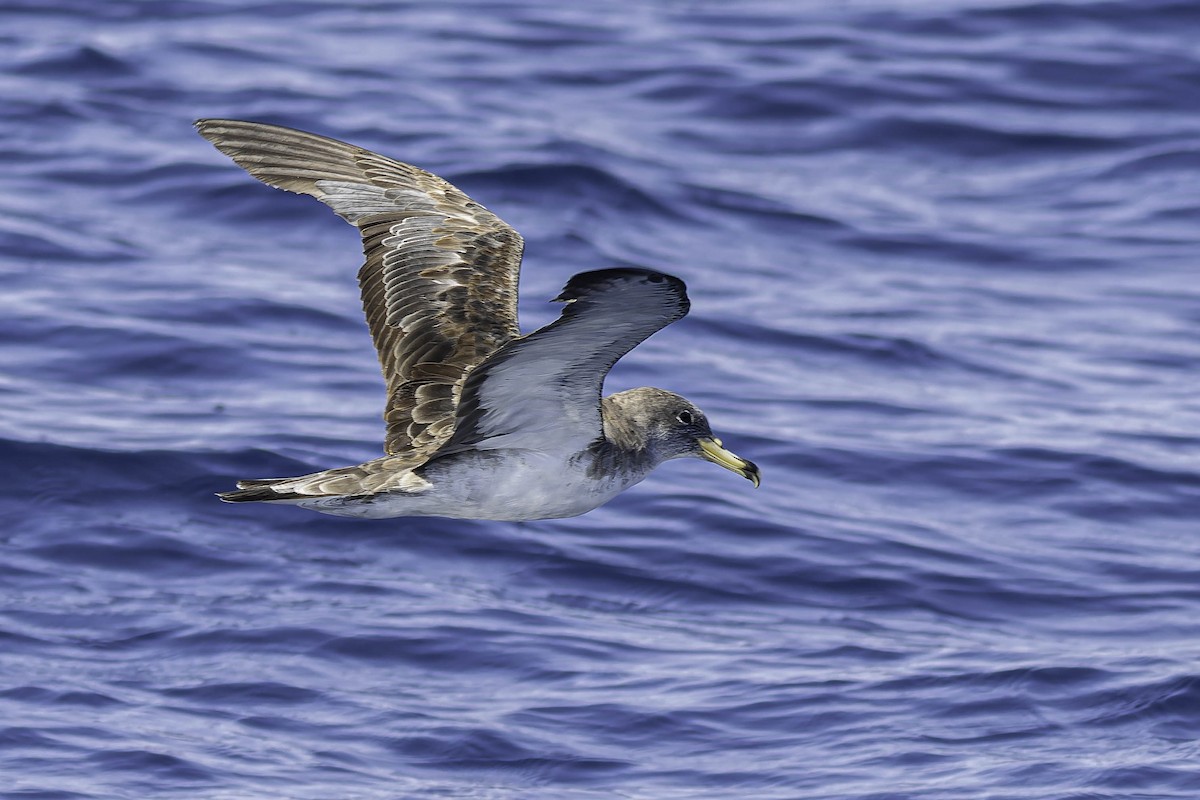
xmin=676 ymin=410 xmax=694 ymax=426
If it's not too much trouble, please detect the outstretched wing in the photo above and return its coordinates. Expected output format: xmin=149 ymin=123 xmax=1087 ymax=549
xmin=433 ymin=268 xmax=689 ymax=459
xmin=195 ymin=119 xmax=524 ymax=460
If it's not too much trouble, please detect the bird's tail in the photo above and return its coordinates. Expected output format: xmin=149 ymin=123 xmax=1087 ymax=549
xmin=217 ymin=477 xmax=309 ymax=503
xmin=217 ymin=461 xmax=397 ymax=504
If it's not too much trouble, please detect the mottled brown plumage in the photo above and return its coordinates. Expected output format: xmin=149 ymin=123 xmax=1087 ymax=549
xmin=196 ymin=119 xmax=523 ymax=462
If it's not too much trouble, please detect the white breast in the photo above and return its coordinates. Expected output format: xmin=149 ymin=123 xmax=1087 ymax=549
xmin=298 ymin=449 xmax=646 ymax=521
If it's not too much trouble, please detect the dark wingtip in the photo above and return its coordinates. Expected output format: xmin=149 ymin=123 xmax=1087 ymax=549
xmin=194 ymin=118 xmax=281 ymax=147
xmin=194 ymin=117 xmax=225 ymax=137
xmin=553 ymin=268 xmax=687 ymax=303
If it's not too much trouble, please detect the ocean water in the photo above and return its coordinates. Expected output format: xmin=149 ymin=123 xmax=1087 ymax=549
xmin=2 ymin=0 xmax=1200 ymax=797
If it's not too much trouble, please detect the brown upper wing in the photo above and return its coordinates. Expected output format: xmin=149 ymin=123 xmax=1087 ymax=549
xmin=196 ymin=119 xmax=524 ymax=460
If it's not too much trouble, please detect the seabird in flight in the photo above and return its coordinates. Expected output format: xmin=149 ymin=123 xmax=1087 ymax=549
xmin=196 ymin=119 xmax=759 ymax=520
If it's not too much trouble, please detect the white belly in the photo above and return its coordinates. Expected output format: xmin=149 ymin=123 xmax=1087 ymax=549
xmin=295 ymin=449 xmax=645 ymax=521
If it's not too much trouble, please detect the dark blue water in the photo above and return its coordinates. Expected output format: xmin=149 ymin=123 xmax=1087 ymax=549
xmin=3 ymin=1 xmax=1200 ymax=797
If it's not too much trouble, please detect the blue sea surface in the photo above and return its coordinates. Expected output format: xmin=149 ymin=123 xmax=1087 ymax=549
xmin=3 ymin=1 xmax=1200 ymax=797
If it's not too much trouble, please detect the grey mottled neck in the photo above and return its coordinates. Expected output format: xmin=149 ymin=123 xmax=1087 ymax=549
xmin=581 ymin=395 xmax=658 ymax=480
xmin=600 ymin=395 xmax=651 ymax=451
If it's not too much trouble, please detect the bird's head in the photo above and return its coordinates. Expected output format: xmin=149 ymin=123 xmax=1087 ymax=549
xmin=605 ymin=388 xmax=760 ymax=487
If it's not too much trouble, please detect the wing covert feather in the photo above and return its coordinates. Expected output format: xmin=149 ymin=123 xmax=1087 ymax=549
xmin=195 ymin=119 xmax=524 ymax=460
